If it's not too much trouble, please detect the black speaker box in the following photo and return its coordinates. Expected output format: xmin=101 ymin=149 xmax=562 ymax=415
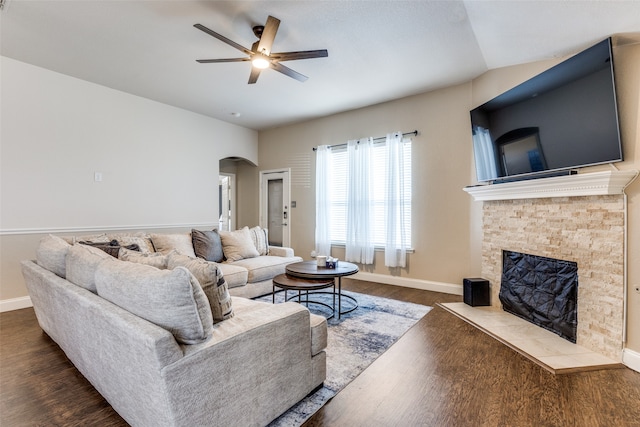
xmin=463 ymin=278 xmax=490 ymax=307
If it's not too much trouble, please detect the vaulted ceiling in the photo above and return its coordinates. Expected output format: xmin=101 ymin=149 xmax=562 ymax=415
xmin=2 ymin=1 xmax=639 ymax=130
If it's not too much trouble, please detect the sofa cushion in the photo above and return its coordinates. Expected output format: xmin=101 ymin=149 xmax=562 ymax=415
xmin=66 ymin=244 xmax=111 ymax=293
xmin=36 ymin=234 xmax=72 ymax=278
xmin=119 ymin=247 xmax=170 ymax=269
xmin=231 ymin=256 xmax=303 ymax=283
xmin=192 ymin=229 xmax=224 ymax=263
xmin=150 ymin=233 xmax=196 ymax=258
xmin=167 ymin=253 xmax=234 ymax=322
xmin=231 ymin=297 xmax=327 ymax=356
xmin=216 ymin=263 xmax=249 ymax=289
xmin=219 ymin=227 xmax=260 ymax=262
xmin=248 ymin=226 xmax=269 ymax=256
xmin=95 ymin=260 xmax=213 ymax=344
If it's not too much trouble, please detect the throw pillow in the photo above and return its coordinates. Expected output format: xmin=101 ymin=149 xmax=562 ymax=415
xmin=72 ymin=233 xmax=110 ymax=245
xmin=119 ymin=247 xmax=170 ymax=269
xmin=108 ymin=233 xmax=155 ymax=254
xmin=192 ymin=229 xmax=224 ymax=263
xmin=167 ymin=253 xmax=234 ymax=322
xmin=95 ymin=260 xmax=213 ymax=344
xmin=36 ymin=234 xmax=72 ymax=278
xmin=78 ymin=240 xmax=140 ymax=258
xmin=66 ymin=244 xmax=111 ymax=293
xmin=218 ymin=227 xmax=260 ymax=262
xmin=150 ymin=233 xmax=196 ymax=258
xmin=248 ymin=226 xmax=269 ymax=256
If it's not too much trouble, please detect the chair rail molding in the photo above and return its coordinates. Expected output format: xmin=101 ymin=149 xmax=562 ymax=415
xmin=463 ymin=170 xmax=639 ymax=201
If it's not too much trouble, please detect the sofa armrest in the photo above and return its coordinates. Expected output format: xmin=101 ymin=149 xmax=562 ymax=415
xmin=268 ymin=245 xmax=295 ymax=257
xmin=162 ymin=301 xmax=317 ymax=426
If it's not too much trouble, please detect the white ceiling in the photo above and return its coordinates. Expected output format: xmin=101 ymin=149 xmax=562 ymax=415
xmin=2 ymin=1 xmax=639 ymax=131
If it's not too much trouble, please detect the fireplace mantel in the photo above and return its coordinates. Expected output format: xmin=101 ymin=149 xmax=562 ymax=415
xmin=464 ymin=170 xmax=638 ymax=201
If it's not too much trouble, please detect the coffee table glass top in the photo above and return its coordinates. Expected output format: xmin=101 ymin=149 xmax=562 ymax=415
xmin=285 ymin=260 xmax=359 ymax=279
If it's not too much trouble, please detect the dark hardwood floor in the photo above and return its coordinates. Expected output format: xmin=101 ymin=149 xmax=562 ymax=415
xmin=2 ymin=280 xmax=639 ymax=426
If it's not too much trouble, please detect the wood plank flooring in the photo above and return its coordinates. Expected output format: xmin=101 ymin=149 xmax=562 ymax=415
xmin=2 ymin=280 xmax=640 ymax=426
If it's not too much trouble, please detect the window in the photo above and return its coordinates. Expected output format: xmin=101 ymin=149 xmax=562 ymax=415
xmin=327 ymin=140 xmax=411 ymax=247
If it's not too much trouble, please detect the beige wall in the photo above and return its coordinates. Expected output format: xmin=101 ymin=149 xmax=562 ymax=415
xmin=256 ymin=82 xmax=478 ymax=286
xmin=614 ymin=41 xmax=640 ymax=353
xmin=0 ymin=57 xmax=258 ymax=303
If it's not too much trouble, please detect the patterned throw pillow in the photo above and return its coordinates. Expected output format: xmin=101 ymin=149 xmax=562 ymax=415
xmin=218 ymin=227 xmax=260 ymax=262
xmin=108 ymin=233 xmax=155 ymax=254
xmin=248 ymin=226 xmax=269 ymax=256
xmin=167 ymin=253 xmax=234 ymax=322
xmin=119 ymin=247 xmax=170 ymax=269
xmin=191 ymin=229 xmax=224 ymax=263
xmin=78 ymin=240 xmax=140 ymax=258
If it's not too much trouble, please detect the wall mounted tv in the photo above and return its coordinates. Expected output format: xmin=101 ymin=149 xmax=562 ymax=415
xmin=470 ymin=38 xmax=623 ymax=183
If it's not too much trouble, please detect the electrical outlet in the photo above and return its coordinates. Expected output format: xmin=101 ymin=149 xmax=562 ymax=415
xmin=94 ymin=172 xmax=102 ymax=182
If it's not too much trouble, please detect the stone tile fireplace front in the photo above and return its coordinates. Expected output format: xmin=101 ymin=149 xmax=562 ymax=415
xmin=452 ymin=170 xmax=638 ymax=371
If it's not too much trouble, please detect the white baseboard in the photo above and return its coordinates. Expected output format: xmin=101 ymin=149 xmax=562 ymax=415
xmin=622 ymin=348 xmax=640 ymax=373
xmin=351 ymin=272 xmax=463 ymax=295
xmin=0 ymin=296 xmax=33 ymax=312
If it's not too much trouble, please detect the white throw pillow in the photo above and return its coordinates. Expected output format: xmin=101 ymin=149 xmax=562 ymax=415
xmin=219 ymin=227 xmax=260 ymax=262
xmin=150 ymin=233 xmax=196 ymax=257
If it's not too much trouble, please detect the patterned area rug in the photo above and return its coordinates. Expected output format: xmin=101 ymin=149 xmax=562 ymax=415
xmin=257 ymin=290 xmax=432 ymax=427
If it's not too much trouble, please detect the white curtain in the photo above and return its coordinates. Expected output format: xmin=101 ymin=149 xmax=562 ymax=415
xmin=314 ymin=145 xmax=332 ymax=257
xmin=344 ymin=138 xmax=375 ymax=264
xmin=384 ymin=132 xmax=408 ymax=267
xmin=473 ymin=126 xmax=499 ymax=181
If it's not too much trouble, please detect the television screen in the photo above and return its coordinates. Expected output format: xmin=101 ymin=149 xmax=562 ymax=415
xmin=470 ymin=38 xmax=623 ymax=183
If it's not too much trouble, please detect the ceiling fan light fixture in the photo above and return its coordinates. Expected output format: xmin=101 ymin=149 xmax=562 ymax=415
xmin=251 ymin=54 xmax=270 ymax=69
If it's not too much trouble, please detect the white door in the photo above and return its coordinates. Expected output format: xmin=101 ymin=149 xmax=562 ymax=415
xmin=218 ymin=173 xmax=235 ymax=231
xmin=260 ymin=170 xmax=290 ymax=247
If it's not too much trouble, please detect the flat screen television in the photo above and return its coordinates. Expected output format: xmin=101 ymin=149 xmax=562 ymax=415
xmin=470 ymin=38 xmax=623 ymax=183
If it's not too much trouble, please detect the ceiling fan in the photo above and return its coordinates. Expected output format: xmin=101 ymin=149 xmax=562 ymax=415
xmin=194 ymin=15 xmax=328 ymax=84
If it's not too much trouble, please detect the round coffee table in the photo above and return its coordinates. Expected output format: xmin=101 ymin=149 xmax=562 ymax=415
xmin=285 ymin=260 xmax=359 ymax=319
xmin=272 ymin=274 xmax=336 ymax=318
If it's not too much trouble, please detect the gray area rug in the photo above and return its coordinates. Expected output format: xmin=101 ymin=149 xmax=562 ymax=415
xmin=257 ymin=290 xmax=432 ymax=427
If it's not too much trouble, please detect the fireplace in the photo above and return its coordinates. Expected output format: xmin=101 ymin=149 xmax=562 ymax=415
xmin=500 ymin=250 xmax=578 ymax=343
xmin=480 ymin=194 xmax=625 ymax=360
xmin=462 ymin=171 xmax=638 ymax=363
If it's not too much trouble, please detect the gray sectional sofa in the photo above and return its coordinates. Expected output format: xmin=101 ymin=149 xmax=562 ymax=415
xmin=22 ymin=231 xmax=327 ymax=427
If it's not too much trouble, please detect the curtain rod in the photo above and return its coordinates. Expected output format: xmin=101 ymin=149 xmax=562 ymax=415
xmin=312 ymin=130 xmax=418 ymax=151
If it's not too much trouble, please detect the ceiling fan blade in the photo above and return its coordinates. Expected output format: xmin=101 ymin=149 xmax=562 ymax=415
xmin=271 ymin=62 xmax=308 ymax=82
xmin=196 ymin=58 xmax=250 ymax=63
xmin=248 ymin=66 xmax=262 ymax=84
xmin=194 ymin=23 xmax=253 ymax=55
xmin=256 ymin=15 xmax=280 ymax=55
xmin=271 ymin=50 xmax=329 ymax=61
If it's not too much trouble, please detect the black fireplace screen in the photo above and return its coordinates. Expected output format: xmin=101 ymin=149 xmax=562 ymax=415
xmin=499 ymin=250 xmax=578 ymax=343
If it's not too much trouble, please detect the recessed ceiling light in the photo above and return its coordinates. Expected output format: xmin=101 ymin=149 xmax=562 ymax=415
xmin=230 ymin=112 xmax=241 ymax=118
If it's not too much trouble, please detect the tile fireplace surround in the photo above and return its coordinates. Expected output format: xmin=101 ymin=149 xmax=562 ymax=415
xmin=460 ymin=170 xmax=638 ymax=372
